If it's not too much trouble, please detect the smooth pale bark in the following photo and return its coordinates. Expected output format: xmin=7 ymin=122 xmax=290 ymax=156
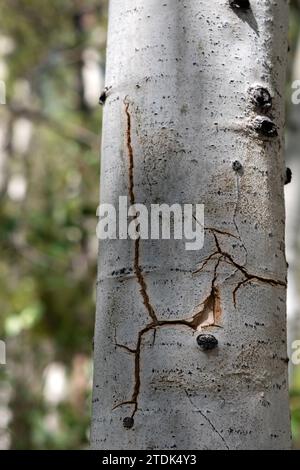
xmin=92 ymin=0 xmax=291 ymax=450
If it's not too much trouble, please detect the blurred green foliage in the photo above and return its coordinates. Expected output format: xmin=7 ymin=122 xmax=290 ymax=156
xmin=0 ymin=0 xmax=107 ymax=449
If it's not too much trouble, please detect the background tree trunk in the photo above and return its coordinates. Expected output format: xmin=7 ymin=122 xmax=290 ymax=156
xmin=286 ymin=32 xmax=300 ymax=372
xmin=91 ymin=0 xmax=291 ymax=450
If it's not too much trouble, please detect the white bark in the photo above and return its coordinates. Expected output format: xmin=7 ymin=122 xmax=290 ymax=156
xmin=286 ymin=33 xmax=300 ymax=372
xmin=92 ymin=0 xmax=291 ymax=450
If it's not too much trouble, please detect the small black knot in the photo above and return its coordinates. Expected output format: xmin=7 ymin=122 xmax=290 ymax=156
xmin=252 ymin=116 xmax=278 ymax=138
xmin=249 ymin=86 xmax=272 ymax=111
xmin=229 ymin=0 xmax=250 ymax=10
xmin=285 ymin=167 xmax=292 ymax=185
xmin=232 ymin=160 xmax=244 ymax=175
xmin=99 ymin=88 xmax=108 ymax=105
xmin=123 ymin=416 xmax=134 ymax=429
xmin=197 ymin=334 xmax=218 ymax=351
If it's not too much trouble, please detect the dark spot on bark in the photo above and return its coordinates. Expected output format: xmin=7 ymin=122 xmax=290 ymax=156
xmin=285 ymin=167 xmax=292 ymax=185
xmin=197 ymin=334 xmax=218 ymax=351
xmin=252 ymin=116 xmax=278 ymax=137
xmin=229 ymin=0 xmax=250 ymax=10
xmin=123 ymin=416 xmax=134 ymax=429
xmin=249 ymin=86 xmax=272 ymax=111
xmin=99 ymin=89 xmax=107 ymax=105
xmin=232 ymin=160 xmax=244 ymax=175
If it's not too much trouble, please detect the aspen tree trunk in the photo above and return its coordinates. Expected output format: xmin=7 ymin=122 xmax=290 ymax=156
xmin=286 ymin=33 xmax=300 ymax=365
xmin=91 ymin=0 xmax=291 ymax=450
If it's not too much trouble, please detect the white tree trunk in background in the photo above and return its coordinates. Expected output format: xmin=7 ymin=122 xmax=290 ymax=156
xmin=286 ymin=33 xmax=300 ymax=373
xmin=92 ymin=0 xmax=291 ymax=450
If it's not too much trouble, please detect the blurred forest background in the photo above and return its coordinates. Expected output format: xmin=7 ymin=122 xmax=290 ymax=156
xmin=0 ymin=0 xmax=300 ymax=450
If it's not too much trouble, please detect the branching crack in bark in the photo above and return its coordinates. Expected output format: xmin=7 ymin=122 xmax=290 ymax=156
xmin=185 ymin=391 xmax=229 ymax=450
xmin=118 ymin=106 xmax=285 ymax=422
xmin=214 ymin=233 xmax=285 ymax=306
xmin=189 ymin=255 xmax=222 ymax=329
xmin=113 ymin=263 xmax=222 ymax=418
xmin=116 ymin=99 xmax=225 ymax=422
xmin=206 ymin=226 xmax=239 ymax=240
xmin=193 ymin=217 xmax=248 ymax=265
xmin=194 ymin=232 xmax=285 ymax=308
xmin=193 ymin=251 xmax=219 ymax=274
xmin=195 ymin=232 xmax=286 ymax=308
xmin=193 ymin=184 xmax=248 ymax=263
xmin=114 ymin=329 xmax=136 ymax=354
xmin=194 ymin=216 xmax=240 ymax=241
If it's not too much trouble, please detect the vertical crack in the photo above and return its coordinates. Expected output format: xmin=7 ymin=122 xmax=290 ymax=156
xmin=134 ymin=238 xmax=158 ymax=324
xmin=124 ymin=99 xmax=135 ymax=206
xmin=113 ymin=324 xmax=155 ymax=417
xmin=124 ymin=98 xmax=158 ymax=325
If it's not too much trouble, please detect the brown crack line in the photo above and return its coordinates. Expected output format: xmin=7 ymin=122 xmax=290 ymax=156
xmin=116 ymin=100 xmax=227 ymax=421
xmin=213 ymin=233 xmax=285 ymax=308
xmin=112 ymin=324 xmax=153 ymax=416
xmin=113 ymin=270 xmax=222 ymax=418
xmin=124 ymin=98 xmax=158 ymax=325
xmin=118 ymin=110 xmax=285 ymax=420
xmin=193 ymin=213 xmax=247 ymax=251
xmin=113 ymin=127 xmax=224 ymax=415
xmin=124 ymin=99 xmax=135 ymax=206
xmin=193 ymin=233 xmax=285 ymax=308
xmin=114 ymin=329 xmax=136 ymax=354
xmin=193 ymin=251 xmax=219 ymax=274
xmin=206 ymin=226 xmax=239 ymax=240
xmin=134 ymin=237 xmax=157 ymax=324
xmin=193 ymin=214 xmax=240 ymax=241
